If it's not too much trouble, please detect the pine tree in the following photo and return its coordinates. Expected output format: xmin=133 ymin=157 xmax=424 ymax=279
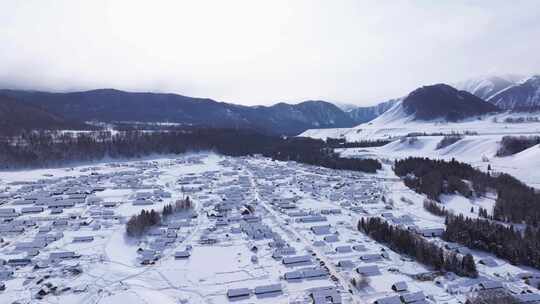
xmin=462 ymin=254 xmax=478 ymax=278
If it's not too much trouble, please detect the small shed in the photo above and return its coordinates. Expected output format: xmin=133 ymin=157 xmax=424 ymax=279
xmin=254 ymin=284 xmax=282 ymax=295
xmin=302 ymin=268 xmax=327 ymax=278
xmin=324 ymin=235 xmax=339 ymax=243
xmin=391 ymin=281 xmax=408 ymax=292
xmin=356 ymin=265 xmax=381 ymax=276
xmin=478 ymin=280 xmax=503 ymax=290
xmin=360 ymin=254 xmax=382 ymax=262
xmin=284 ymin=271 xmax=303 ymax=280
xmin=282 ymin=255 xmax=311 ymax=265
xmin=227 ymin=288 xmax=251 ymax=298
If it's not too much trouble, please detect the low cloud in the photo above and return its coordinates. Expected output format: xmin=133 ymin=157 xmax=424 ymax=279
xmin=1 ymin=0 xmax=539 ymax=105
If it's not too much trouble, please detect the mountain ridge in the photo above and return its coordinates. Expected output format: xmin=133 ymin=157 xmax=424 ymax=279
xmin=346 ymin=99 xmax=399 ymax=124
xmin=455 ymin=75 xmax=519 ymax=100
xmin=3 ymin=73 xmax=537 ymax=135
xmin=0 ymin=94 xmax=87 ymax=135
xmin=0 ymin=89 xmax=356 ymax=135
xmin=487 ymin=75 xmax=540 ymax=109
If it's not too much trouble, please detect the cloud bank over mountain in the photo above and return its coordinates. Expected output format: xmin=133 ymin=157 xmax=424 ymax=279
xmin=1 ymin=1 xmax=539 ymax=105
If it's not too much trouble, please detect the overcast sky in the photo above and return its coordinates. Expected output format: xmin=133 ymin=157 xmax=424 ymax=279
xmin=1 ymin=1 xmax=539 ymax=106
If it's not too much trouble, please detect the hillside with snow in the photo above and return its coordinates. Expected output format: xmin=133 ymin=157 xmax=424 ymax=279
xmin=301 ymin=82 xmax=540 ymax=142
xmin=301 ymin=100 xmax=540 ymax=141
xmin=455 ymin=75 xmax=523 ymax=100
xmin=488 ymin=75 xmax=540 ymax=109
xmin=301 ymin=82 xmax=540 ymax=187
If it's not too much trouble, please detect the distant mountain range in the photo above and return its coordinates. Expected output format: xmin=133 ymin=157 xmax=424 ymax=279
xmin=348 ymin=74 xmax=540 ymax=123
xmin=346 ymin=74 xmax=540 ymax=124
xmin=455 ymin=75 xmax=521 ymax=100
xmin=0 ymin=89 xmax=356 ymax=135
xmin=456 ymin=74 xmax=540 ymax=110
xmin=1 ymin=73 xmax=539 ymax=135
xmin=487 ymin=75 xmax=540 ymax=109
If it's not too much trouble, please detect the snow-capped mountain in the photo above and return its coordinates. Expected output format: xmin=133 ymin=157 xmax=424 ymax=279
xmin=488 ymin=75 xmax=540 ymax=109
xmin=300 ymin=83 xmax=515 ymax=141
xmin=346 ymin=99 xmax=399 ymax=124
xmin=455 ymin=75 xmax=522 ymax=100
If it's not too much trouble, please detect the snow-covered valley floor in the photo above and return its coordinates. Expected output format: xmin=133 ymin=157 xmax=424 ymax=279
xmin=1 ymin=153 xmax=539 ymax=304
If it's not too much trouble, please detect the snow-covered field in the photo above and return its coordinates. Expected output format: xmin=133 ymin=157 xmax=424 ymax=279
xmin=336 ymin=137 xmax=540 ymax=189
xmin=1 ymin=153 xmax=540 ymax=304
xmin=302 ymin=100 xmax=540 ymax=188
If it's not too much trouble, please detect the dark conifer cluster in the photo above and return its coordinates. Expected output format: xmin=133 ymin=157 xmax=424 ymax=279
xmin=394 ymin=157 xmax=540 ymax=226
xmin=478 ymin=207 xmax=489 ymax=218
xmin=358 ymin=217 xmax=478 ymax=278
xmin=444 ymin=214 xmax=540 ymax=269
xmin=127 ymin=197 xmax=193 ymax=237
xmin=496 ymin=136 xmax=540 ymax=156
xmin=264 ymin=136 xmax=382 ymax=172
xmin=126 ymin=209 xmax=161 ymax=237
xmin=435 ymin=135 xmax=463 ymax=150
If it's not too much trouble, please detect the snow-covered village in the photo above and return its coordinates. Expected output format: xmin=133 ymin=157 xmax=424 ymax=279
xmin=2 ymin=1 xmax=540 ymax=303
xmin=0 ymin=148 xmax=539 ymax=304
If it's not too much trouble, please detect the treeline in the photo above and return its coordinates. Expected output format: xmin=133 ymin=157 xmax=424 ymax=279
xmin=326 ymin=138 xmax=391 ymax=148
xmin=358 ymin=217 xmax=478 ymax=278
xmin=0 ymin=129 xmax=381 ymax=173
xmin=126 ymin=197 xmax=193 ymax=237
xmin=268 ymin=138 xmax=381 ymax=173
xmin=423 ymin=199 xmax=450 ymax=217
xmin=394 ymin=157 xmax=540 ymax=226
xmin=496 ymin=136 xmax=540 ymax=156
xmin=444 ymin=214 xmax=540 ymax=269
xmin=0 ymin=129 xmax=274 ymax=168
